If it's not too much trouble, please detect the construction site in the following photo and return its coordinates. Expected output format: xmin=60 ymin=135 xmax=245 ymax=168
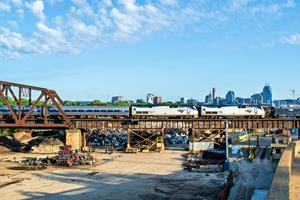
xmin=0 ymin=80 xmax=299 ymax=200
xmin=0 ymin=126 xmax=295 ymax=200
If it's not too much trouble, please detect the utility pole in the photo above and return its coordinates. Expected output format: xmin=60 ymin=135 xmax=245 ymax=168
xmin=224 ymin=120 xmax=230 ymax=170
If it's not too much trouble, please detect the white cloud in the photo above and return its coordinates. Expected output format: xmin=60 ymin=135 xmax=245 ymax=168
xmin=49 ymin=0 xmax=62 ymax=5
xmin=8 ymin=20 xmax=18 ymax=28
xmin=226 ymin=0 xmax=295 ymax=14
xmin=16 ymin=8 xmax=24 ymax=18
xmin=71 ymin=0 xmax=94 ymax=16
xmin=10 ymin=0 xmax=22 ymax=6
xmin=159 ymin=0 xmax=177 ymax=6
xmin=0 ymin=27 xmax=30 ymax=59
xmin=282 ymin=34 xmax=300 ymax=45
xmin=37 ymin=22 xmax=62 ymax=38
xmin=35 ymin=22 xmax=76 ymax=53
xmin=0 ymin=2 xmax=11 ymax=11
xmin=118 ymin=0 xmax=140 ymax=12
xmin=26 ymin=0 xmax=45 ymax=20
xmin=0 ymin=0 xmax=298 ymax=60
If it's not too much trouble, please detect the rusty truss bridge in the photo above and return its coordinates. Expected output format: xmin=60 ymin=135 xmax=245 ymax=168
xmin=1 ymin=80 xmax=298 ymax=152
xmin=0 ymin=80 xmax=300 ymax=131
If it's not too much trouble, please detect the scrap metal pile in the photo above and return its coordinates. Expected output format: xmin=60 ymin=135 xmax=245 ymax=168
xmin=164 ymin=129 xmax=189 ymax=144
xmin=86 ymin=129 xmax=128 ymax=150
xmin=2 ymin=146 xmax=95 ymax=167
xmin=184 ymin=151 xmax=225 ymax=172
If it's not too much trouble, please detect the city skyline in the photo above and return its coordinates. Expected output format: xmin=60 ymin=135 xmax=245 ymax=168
xmin=77 ymin=84 xmax=296 ymax=105
xmin=1 ymin=0 xmax=300 ymax=101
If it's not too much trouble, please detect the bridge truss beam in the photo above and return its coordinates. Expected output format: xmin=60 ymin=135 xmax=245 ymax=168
xmin=0 ymin=80 xmax=72 ymax=128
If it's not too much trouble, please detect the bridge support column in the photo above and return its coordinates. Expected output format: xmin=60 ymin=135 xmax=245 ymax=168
xmin=188 ymin=128 xmax=194 ymax=153
xmin=189 ymin=128 xmax=195 ymax=143
xmin=160 ymin=128 xmax=165 ymax=152
xmin=127 ymin=127 xmax=131 ymax=149
xmin=66 ymin=129 xmax=82 ymax=150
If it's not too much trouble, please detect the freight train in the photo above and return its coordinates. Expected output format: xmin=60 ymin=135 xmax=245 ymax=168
xmin=0 ymin=105 xmax=275 ymax=119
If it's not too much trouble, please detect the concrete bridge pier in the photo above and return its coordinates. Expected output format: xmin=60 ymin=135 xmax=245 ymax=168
xmin=65 ymin=129 xmax=83 ymax=150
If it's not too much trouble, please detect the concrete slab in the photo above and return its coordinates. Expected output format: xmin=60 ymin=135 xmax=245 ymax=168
xmin=0 ymin=150 xmax=226 ymax=200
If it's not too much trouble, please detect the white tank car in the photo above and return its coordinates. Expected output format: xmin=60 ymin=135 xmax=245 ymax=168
xmin=131 ymin=106 xmax=199 ymax=118
xmin=200 ymin=105 xmax=266 ymax=118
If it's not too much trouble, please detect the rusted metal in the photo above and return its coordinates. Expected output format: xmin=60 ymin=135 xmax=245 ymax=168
xmin=71 ymin=119 xmax=300 ymax=130
xmin=0 ymin=80 xmax=73 ymax=128
xmin=1 ymin=81 xmax=300 ymax=131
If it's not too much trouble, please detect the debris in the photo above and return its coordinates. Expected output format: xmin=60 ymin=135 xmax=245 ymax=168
xmin=28 ymin=136 xmax=64 ymax=153
xmin=1 ymin=146 xmax=95 ymax=167
xmin=184 ymin=152 xmax=225 ymax=172
xmin=0 ymin=136 xmax=21 ymax=152
xmin=13 ymin=131 xmax=32 ymax=143
xmin=164 ymin=131 xmax=189 ymax=145
xmin=56 ymin=145 xmax=95 ymax=167
xmin=87 ymin=129 xmax=127 ymax=150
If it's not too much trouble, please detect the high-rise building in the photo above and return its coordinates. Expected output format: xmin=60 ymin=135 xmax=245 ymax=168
xmin=226 ymin=91 xmax=235 ymax=105
xmin=154 ymin=96 xmax=162 ymax=104
xmin=180 ymin=97 xmax=187 ymax=104
xmin=146 ymin=93 xmax=154 ymax=104
xmin=251 ymin=94 xmax=263 ymax=105
xmin=214 ymin=97 xmax=221 ymax=105
xmin=244 ymin=98 xmax=252 ymax=105
xmin=111 ymin=96 xmax=125 ymax=103
xmin=212 ymin=88 xmax=216 ymax=101
xmin=187 ymin=98 xmax=198 ymax=105
xmin=262 ymin=84 xmax=272 ymax=105
xmin=205 ymin=93 xmax=213 ymax=104
xmin=236 ymin=97 xmax=244 ymax=105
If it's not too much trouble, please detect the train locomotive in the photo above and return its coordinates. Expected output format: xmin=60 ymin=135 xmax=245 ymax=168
xmin=199 ymin=105 xmax=266 ymax=119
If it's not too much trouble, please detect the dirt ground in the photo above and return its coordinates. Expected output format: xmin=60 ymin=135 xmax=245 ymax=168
xmin=0 ymin=150 xmax=226 ymax=200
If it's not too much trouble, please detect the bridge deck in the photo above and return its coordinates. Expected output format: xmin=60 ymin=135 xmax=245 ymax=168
xmin=72 ymin=118 xmax=300 ymax=130
xmin=1 ymin=118 xmax=300 ymax=129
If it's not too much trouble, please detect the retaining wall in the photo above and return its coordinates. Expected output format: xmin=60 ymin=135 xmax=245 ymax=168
xmin=267 ymin=141 xmax=300 ymax=200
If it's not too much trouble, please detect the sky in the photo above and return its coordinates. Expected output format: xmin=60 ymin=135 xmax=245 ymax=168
xmin=0 ymin=0 xmax=300 ymax=102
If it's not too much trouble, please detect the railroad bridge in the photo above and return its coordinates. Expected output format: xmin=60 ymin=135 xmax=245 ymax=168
xmin=0 ymin=80 xmax=299 ymax=151
xmin=1 ymin=80 xmax=300 ymax=130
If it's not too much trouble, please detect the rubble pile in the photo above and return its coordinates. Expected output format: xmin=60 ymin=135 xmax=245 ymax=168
xmin=184 ymin=152 xmax=225 ymax=172
xmin=56 ymin=146 xmax=95 ymax=167
xmin=87 ymin=129 xmax=127 ymax=150
xmin=0 ymin=136 xmax=21 ymax=152
xmin=164 ymin=133 xmax=189 ymax=144
xmin=28 ymin=137 xmax=64 ymax=153
xmin=2 ymin=146 xmax=95 ymax=167
xmin=13 ymin=132 xmax=32 ymax=143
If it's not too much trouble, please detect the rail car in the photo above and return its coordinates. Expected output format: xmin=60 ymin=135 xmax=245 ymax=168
xmin=131 ymin=106 xmax=199 ymax=119
xmin=0 ymin=106 xmax=41 ymax=115
xmin=198 ymin=105 xmax=266 ymax=119
xmin=48 ymin=106 xmax=130 ymax=118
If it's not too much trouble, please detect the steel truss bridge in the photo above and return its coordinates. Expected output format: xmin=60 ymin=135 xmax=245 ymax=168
xmin=1 ymin=80 xmax=300 ymax=130
xmin=0 ymin=80 xmax=299 ymax=151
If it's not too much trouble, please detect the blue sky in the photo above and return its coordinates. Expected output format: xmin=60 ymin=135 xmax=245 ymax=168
xmin=0 ymin=0 xmax=300 ymax=102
